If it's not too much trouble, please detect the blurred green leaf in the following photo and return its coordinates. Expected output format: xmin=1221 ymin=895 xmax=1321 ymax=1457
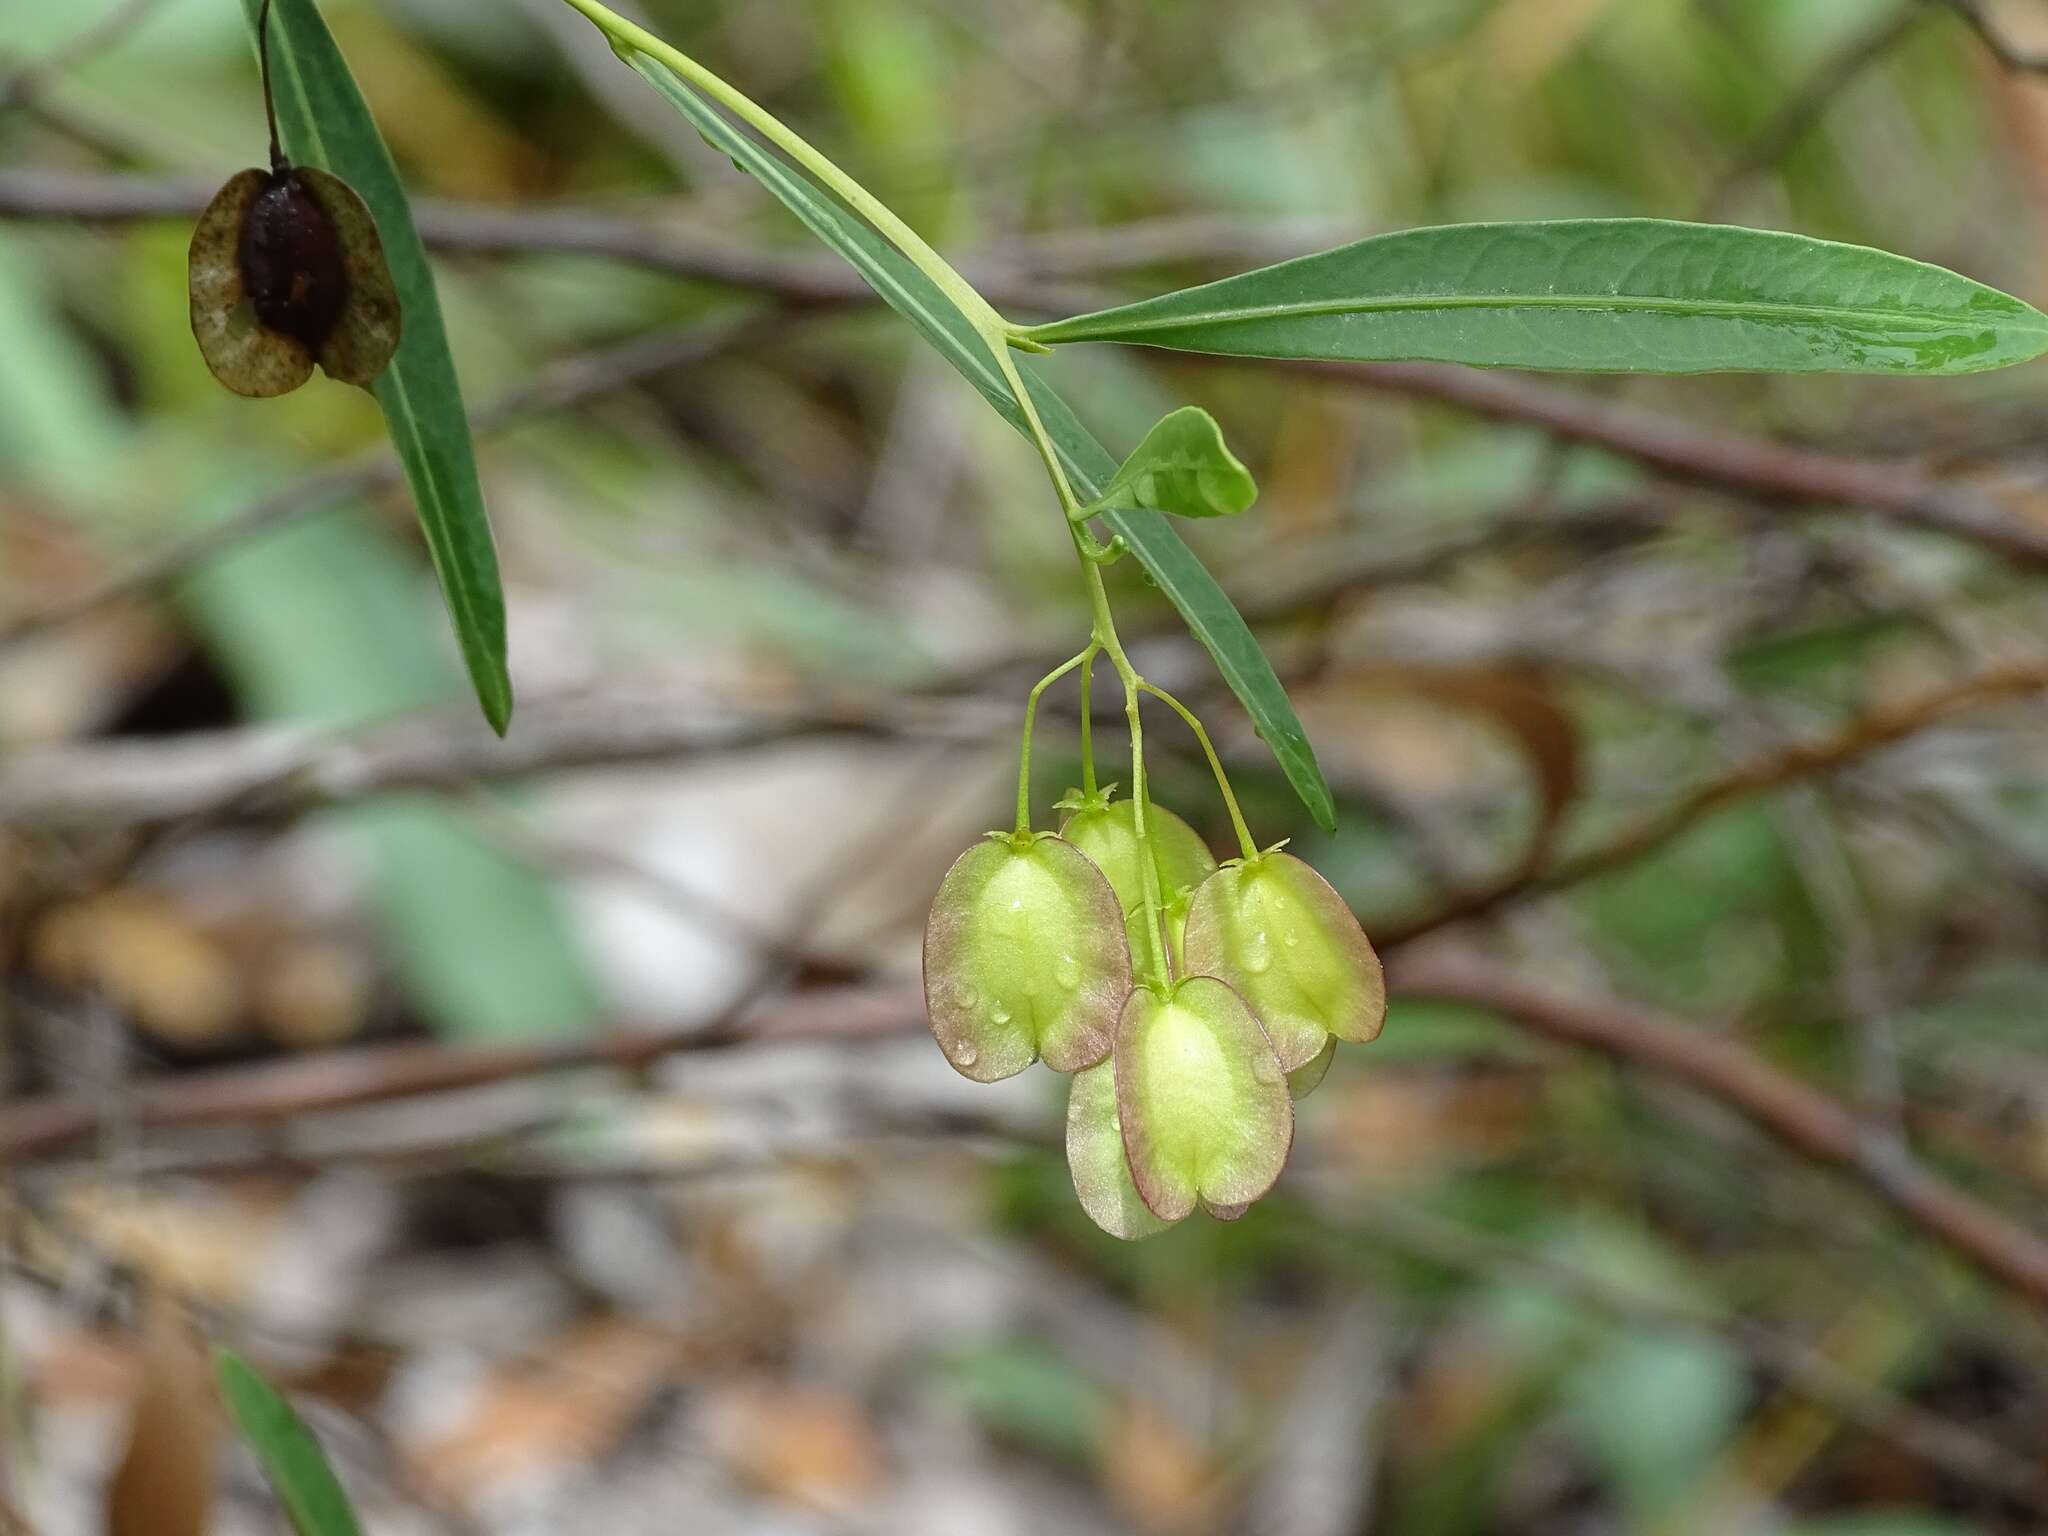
xmin=1562 ymin=1331 xmax=1746 ymax=1517
xmin=1084 ymin=406 xmax=1257 ymax=520
xmin=930 ymin=1341 xmax=1112 ymax=1463
xmin=240 ymin=0 xmax=512 ymax=732
xmin=215 ymin=1351 xmax=363 ymax=1536
xmin=618 ymin=50 xmax=1337 ymax=833
xmin=1023 ymin=220 xmax=2048 ymax=375
xmin=182 ymin=507 xmax=599 ymax=1040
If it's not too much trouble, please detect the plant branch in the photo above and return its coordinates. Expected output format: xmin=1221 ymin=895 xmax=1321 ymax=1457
xmin=1376 ymin=655 xmax=2048 ymax=946
xmin=1388 ymin=950 xmax=2048 ymax=1309
xmin=0 ymin=313 xmax=797 ymax=652
xmin=6 ymin=170 xmax=2046 ymax=573
xmin=1933 ymin=0 xmax=2048 ymax=72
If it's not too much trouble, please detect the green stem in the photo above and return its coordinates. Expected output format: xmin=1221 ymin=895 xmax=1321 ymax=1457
xmin=1078 ymin=650 xmax=1098 ymax=798
xmin=555 ymin=0 xmax=1007 ymax=344
xmin=1016 ymin=646 xmax=1096 ymax=834
xmin=1140 ymin=682 xmax=1259 ymax=862
xmin=556 ymin=0 xmax=1175 ymax=985
xmin=1081 ymin=565 xmax=1170 ymax=992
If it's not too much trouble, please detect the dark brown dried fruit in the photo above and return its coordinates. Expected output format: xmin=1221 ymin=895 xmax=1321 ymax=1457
xmin=187 ymin=0 xmax=400 ymax=398
xmin=189 ymin=164 xmax=401 ymax=397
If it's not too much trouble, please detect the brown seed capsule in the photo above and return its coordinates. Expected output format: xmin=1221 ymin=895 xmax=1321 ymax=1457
xmin=189 ymin=164 xmax=400 ymax=397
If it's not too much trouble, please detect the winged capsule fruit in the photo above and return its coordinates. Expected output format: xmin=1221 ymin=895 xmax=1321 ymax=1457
xmin=923 ymin=831 xmax=1131 ymax=1082
xmin=1058 ymin=790 xmax=1217 ymax=968
xmin=1181 ymin=849 xmax=1386 ymax=1072
xmin=1115 ymin=976 xmax=1293 ymax=1222
xmin=1066 ymin=1060 xmax=1174 ymax=1240
xmin=190 ymin=164 xmax=402 ymax=397
xmin=1287 ymin=1035 xmax=1337 ymax=1101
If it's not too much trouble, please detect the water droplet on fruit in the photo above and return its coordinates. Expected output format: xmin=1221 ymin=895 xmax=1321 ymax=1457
xmin=1244 ymin=930 xmax=1273 ymax=975
xmin=952 ymin=984 xmax=979 ymax=1011
xmin=991 ymin=1005 xmax=1013 ymax=1027
xmin=954 ymin=1041 xmax=979 ymax=1068
xmin=1055 ymin=955 xmax=1082 ymax=988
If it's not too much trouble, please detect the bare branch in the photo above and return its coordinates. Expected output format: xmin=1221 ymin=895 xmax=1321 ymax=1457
xmin=1390 ymin=950 xmax=2048 ymax=1310
xmin=0 ymin=682 xmax=1010 ymax=830
xmin=0 ymin=314 xmax=795 ymax=651
xmin=1934 ymin=0 xmax=2048 ymax=73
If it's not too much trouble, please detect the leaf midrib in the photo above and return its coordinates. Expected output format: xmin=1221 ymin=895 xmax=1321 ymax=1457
xmin=1035 ymin=289 xmax=2036 ymax=341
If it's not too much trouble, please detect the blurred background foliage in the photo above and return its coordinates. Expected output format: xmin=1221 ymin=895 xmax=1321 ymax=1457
xmin=9 ymin=0 xmax=2048 ymax=1532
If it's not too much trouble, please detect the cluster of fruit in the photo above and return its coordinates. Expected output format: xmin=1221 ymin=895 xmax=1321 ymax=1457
xmin=923 ymin=787 xmax=1384 ymax=1239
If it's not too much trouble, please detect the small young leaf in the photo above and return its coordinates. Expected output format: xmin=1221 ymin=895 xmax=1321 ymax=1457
xmin=215 ymin=1351 xmax=364 ymax=1536
xmin=608 ymin=53 xmax=1338 ymax=832
xmin=239 ymin=0 xmax=511 ymax=733
xmin=1083 ymin=406 xmax=1255 ymax=519
xmin=1022 ymin=219 xmax=2048 ymax=377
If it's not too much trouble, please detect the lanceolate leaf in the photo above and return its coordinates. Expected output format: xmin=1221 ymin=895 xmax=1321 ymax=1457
xmin=216 ymin=1352 xmax=364 ymax=1536
xmin=622 ymin=51 xmax=1336 ymax=831
xmin=1021 ymin=219 xmax=2048 ymax=377
xmin=1085 ymin=406 xmax=1256 ymax=519
xmin=239 ymin=0 xmax=512 ymax=732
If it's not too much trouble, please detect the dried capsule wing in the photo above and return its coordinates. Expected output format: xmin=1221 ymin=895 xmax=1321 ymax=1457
xmin=1066 ymin=1060 xmax=1175 ymax=1241
xmin=293 ymin=166 xmax=401 ymax=388
xmin=1115 ymin=976 xmax=1292 ymax=1222
xmin=189 ymin=168 xmax=316 ymax=398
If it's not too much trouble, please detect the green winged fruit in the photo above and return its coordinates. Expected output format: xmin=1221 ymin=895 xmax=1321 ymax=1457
xmin=1066 ymin=1059 xmax=1175 ymax=1240
xmin=923 ymin=831 xmax=1131 ymax=1082
xmin=1059 ymin=790 xmax=1216 ymax=970
xmin=1115 ymin=976 xmax=1293 ymax=1222
xmin=1182 ymin=850 xmax=1385 ymax=1072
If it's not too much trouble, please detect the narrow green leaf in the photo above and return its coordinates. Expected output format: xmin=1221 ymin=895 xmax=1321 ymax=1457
xmin=239 ymin=0 xmax=511 ymax=732
xmin=1083 ymin=406 xmax=1256 ymax=520
xmin=1022 ymin=219 xmax=2048 ymax=376
xmin=620 ymin=52 xmax=1335 ymax=831
xmin=215 ymin=1351 xmax=364 ymax=1536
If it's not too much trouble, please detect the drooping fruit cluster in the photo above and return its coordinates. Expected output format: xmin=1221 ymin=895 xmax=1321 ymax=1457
xmin=923 ymin=781 xmax=1384 ymax=1239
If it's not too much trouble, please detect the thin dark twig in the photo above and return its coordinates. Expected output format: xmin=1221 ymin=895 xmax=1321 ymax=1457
xmin=0 ymin=312 xmax=795 ymax=652
xmin=4 ymin=169 xmax=2047 ymax=575
xmin=1339 ymin=1193 xmax=2048 ymax=1510
xmin=1934 ymin=0 xmax=2048 ymax=72
xmin=1389 ymin=951 xmax=2048 ymax=1311
xmin=1376 ymin=656 xmax=2048 ymax=945
xmin=1702 ymin=4 xmax=1925 ymax=215
xmin=0 ymin=0 xmax=164 ymax=119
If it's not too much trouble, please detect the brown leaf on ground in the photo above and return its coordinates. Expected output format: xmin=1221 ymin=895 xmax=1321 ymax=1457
xmin=104 ymin=1301 xmax=218 ymax=1536
xmin=416 ymin=1318 xmax=683 ymax=1498
xmin=1103 ymin=1401 xmax=1216 ymax=1533
xmin=703 ymin=1384 xmax=884 ymax=1514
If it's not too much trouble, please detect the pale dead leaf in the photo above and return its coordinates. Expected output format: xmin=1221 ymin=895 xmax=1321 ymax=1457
xmin=417 ymin=1318 xmax=681 ymax=1498
xmin=702 ymin=1384 xmax=883 ymax=1515
xmin=105 ymin=1301 xmax=217 ymax=1536
xmin=1347 ymin=665 xmax=1582 ymax=876
xmin=33 ymin=892 xmax=243 ymax=1049
xmin=1103 ymin=1401 xmax=1216 ymax=1533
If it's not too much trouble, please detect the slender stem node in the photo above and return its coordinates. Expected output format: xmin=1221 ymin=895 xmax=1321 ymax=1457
xmin=1141 ymin=682 xmax=1260 ymax=862
xmin=1078 ymin=651 xmax=1098 ymax=799
xmin=256 ymin=0 xmax=285 ymax=172
xmin=1015 ymin=646 xmax=1096 ymax=835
